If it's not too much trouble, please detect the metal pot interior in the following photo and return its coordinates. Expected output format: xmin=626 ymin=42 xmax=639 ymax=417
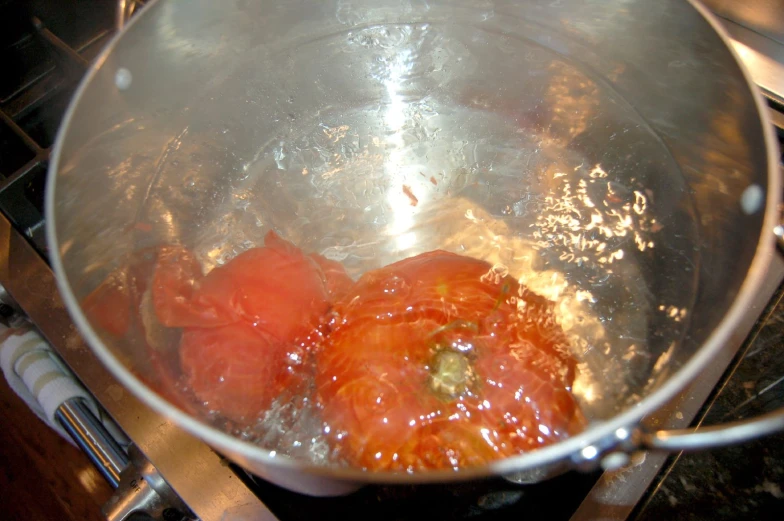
xmin=48 ymin=0 xmax=773 ymax=478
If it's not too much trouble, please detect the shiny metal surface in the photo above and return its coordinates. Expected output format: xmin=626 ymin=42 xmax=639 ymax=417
xmin=644 ymin=407 xmax=784 ymax=451
xmin=104 ymin=466 xmax=163 ymax=521
xmin=116 ymin=0 xmax=142 ymax=32
xmin=104 ymin=445 xmax=195 ymax=521
xmin=0 ymin=213 xmax=277 ymax=520
xmin=55 ymin=397 xmax=198 ymax=520
xmin=47 ymin=0 xmax=779 ymax=491
xmin=56 ymin=398 xmax=130 ymax=488
xmin=774 ymin=217 xmax=784 ymax=253
xmin=570 ymin=247 xmax=784 ymax=459
xmin=0 ymin=283 xmax=22 ymax=316
xmin=701 ymin=0 xmax=784 ymax=46
xmin=719 ymin=17 xmax=784 ymax=104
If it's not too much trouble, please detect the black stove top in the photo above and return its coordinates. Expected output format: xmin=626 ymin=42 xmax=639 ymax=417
xmin=1 ymin=2 xmax=783 ymax=521
xmin=239 ymin=466 xmax=601 ymax=521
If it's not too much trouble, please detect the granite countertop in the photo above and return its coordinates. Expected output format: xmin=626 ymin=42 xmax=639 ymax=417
xmin=633 ymin=282 xmax=784 ymax=520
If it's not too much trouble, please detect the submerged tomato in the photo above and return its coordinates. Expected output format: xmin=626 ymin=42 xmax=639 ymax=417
xmin=153 ymin=231 xmax=334 ymax=341
xmin=309 ymin=253 xmax=354 ymax=301
xmin=150 ymin=230 xmax=351 ymax=424
xmin=151 ymin=246 xmax=227 ymax=328
xmin=82 ymin=249 xmax=159 ymax=337
xmin=179 ymin=323 xmax=298 ymax=422
xmin=82 ymin=271 xmax=132 ymax=337
xmin=315 ymin=251 xmax=585 ymax=471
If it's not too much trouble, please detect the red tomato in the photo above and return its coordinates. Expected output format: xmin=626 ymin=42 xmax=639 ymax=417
xmin=316 ymin=251 xmax=584 ymax=471
xmin=149 ymin=230 xmax=351 ymax=424
xmin=309 ymin=253 xmax=354 ymax=301
xmin=82 ymin=271 xmax=131 ymax=337
xmin=152 ymin=231 xmax=337 ymax=342
xmin=179 ymin=322 xmax=299 ymax=422
xmin=194 ymin=234 xmax=331 ymax=342
xmin=82 ymin=249 xmax=158 ymax=337
xmin=152 ymin=246 xmax=228 ymax=328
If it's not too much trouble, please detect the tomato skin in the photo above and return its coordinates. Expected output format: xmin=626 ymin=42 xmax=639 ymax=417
xmin=83 ymin=249 xmax=158 ymax=337
xmin=179 ymin=322 xmax=296 ymax=422
xmin=98 ymin=232 xmax=583 ymax=463
xmin=148 ymin=230 xmax=351 ymax=424
xmin=82 ymin=272 xmax=131 ymax=337
xmin=316 ymin=251 xmax=584 ymax=471
xmin=193 ymin=240 xmax=330 ymax=342
xmin=152 ymin=246 xmax=228 ymax=328
xmin=309 ymin=253 xmax=354 ymax=301
xmin=152 ymin=231 xmax=338 ymax=343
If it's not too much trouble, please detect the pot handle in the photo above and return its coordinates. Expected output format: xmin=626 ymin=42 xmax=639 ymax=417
xmin=571 ymin=408 xmax=784 ymax=473
xmin=645 ymin=167 xmax=784 ymax=453
xmin=640 ymin=407 xmax=784 ymax=452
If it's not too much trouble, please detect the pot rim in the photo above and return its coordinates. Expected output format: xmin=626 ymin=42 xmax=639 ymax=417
xmin=45 ymin=0 xmax=781 ymax=484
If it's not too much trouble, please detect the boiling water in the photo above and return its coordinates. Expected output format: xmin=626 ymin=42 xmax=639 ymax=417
xmin=161 ymin=106 xmax=697 ymax=465
xmin=134 ymin=24 xmax=701 ymax=465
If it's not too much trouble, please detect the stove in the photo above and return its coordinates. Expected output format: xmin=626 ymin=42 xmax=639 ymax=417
xmin=0 ymin=1 xmax=782 ymax=520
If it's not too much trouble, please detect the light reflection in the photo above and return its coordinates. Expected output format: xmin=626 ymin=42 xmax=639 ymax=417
xmin=652 ymin=342 xmax=677 ymax=373
xmin=381 ymin=46 xmax=429 ymax=253
xmin=658 ymin=304 xmax=688 ymax=323
xmin=730 ymin=40 xmax=782 ymax=97
xmin=378 ymin=195 xmax=619 ymax=420
xmin=532 ymin=163 xmax=657 ymax=267
xmin=575 ymin=290 xmax=596 ymax=303
xmin=396 ymin=231 xmax=417 ymax=250
xmin=322 ymin=124 xmax=350 ymax=143
xmin=480 ymin=428 xmax=494 ymax=446
xmin=76 ymin=464 xmax=104 ymax=495
xmin=573 ymin=376 xmax=597 ymax=404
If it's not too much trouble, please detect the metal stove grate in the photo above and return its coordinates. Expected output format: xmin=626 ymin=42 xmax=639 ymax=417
xmin=0 ymin=1 xmax=139 ymax=256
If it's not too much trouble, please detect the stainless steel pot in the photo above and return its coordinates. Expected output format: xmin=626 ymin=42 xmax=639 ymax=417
xmin=46 ymin=0 xmax=783 ymax=495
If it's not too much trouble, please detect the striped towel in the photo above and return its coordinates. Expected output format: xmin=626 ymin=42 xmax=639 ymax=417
xmin=0 ymin=321 xmax=99 ymax=443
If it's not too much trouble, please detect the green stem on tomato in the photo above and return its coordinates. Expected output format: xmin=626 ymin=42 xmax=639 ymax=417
xmin=427 ymin=319 xmax=479 ymax=339
xmin=492 ymin=281 xmax=512 ymax=312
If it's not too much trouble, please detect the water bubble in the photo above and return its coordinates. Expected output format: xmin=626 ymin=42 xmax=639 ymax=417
xmin=273 ymin=143 xmax=288 ymax=170
xmin=491 ymin=263 xmax=509 ymax=278
xmin=183 ymin=175 xmax=197 ymax=189
xmin=382 ymin=275 xmax=410 ymax=296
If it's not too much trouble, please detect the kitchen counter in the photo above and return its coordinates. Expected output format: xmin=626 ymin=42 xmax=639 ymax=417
xmin=633 ymin=282 xmax=784 ymax=520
